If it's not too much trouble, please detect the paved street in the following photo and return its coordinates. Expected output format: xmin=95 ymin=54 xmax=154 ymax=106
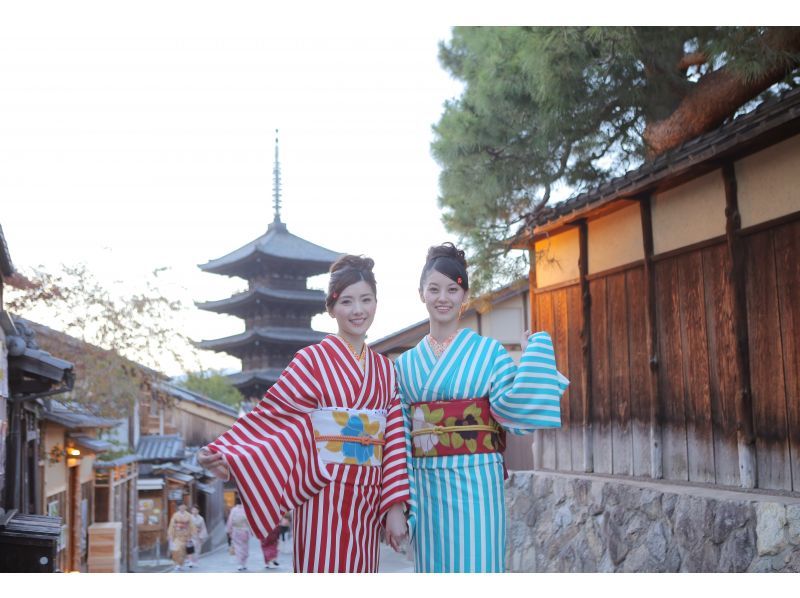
xmin=171 ymin=534 xmax=413 ymax=573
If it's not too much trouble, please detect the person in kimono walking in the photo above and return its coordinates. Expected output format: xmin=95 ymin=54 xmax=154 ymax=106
xmin=186 ymin=505 xmax=208 ymax=568
xmin=259 ymin=525 xmax=281 ymax=569
xmin=396 ymin=243 xmax=570 ymax=572
xmin=167 ymin=503 xmax=196 ymax=572
xmin=227 ymin=498 xmax=251 ymax=571
xmin=198 ymin=255 xmax=409 ymax=572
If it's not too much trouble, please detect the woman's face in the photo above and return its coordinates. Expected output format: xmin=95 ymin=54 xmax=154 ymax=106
xmin=328 ymin=280 xmax=377 ymax=342
xmin=420 ymin=269 xmax=468 ymax=326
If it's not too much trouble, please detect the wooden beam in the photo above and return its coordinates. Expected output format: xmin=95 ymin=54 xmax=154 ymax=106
xmin=528 ymin=241 xmax=543 ymax=469
xmin=723 ymin=161 xmax=757 ymax=488
xmin=578 ymin=220 xmax=594 ymax=473
xmin=639 ymin=195 xmax=663 ymax=479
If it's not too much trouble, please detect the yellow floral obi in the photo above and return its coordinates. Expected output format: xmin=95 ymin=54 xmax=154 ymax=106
xmin=310 ymin=407 xmax=387 ymax=467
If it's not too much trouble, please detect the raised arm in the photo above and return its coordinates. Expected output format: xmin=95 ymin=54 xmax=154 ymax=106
xmin=489 ymin=331 xmax=569 ymax=434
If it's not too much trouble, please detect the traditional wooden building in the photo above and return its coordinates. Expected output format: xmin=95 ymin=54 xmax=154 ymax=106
xmin=0 ymin=228 xmax=75 ymax=572
xmin=509 ymin=87 xmax=800 ymax=494
xmin=197 ymin=134 xmax=341 ymax=401
xmin=39 ymin=400 xmax=118 ymax=572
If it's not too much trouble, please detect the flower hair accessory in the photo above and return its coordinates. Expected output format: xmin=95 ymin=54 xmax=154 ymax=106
xmin=457 ymin=276 xmax=463 ymax=285
xmin=332 ymin=292 xmax=339 ymax=299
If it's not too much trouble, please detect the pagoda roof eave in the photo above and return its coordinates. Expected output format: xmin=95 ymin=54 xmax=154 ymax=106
xmin=196 ymin=287 xmax=326 ymax=314
xmin=199 ymin=222 xmax=343 ymax=276
xmin=196 ymin=327 xmax=328 ymax=353
xmin=226 ymin=368 xmax=284 ymax=387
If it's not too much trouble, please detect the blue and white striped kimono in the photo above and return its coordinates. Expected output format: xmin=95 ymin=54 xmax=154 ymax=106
xmin=395 ymin=329 xmax=568 ymax=572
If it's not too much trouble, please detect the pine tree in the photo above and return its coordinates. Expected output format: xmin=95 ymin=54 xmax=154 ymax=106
xmin=433 ymin=27 xmax=800 ymax=290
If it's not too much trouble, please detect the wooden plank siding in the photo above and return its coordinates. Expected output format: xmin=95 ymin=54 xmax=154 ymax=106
xmin=626 ymin=267 xmax=652 ymax=478
xmin=589 ymin=277 xmax=613 ymax=474
xmin=773 ymin=220 xmax=800 ymax=492
xmin=745 ymin=225 xmax=795 ymax=491
xmin=566 ymin=284 xmax=586 ymax=472
xmin=654 ymin=257 xmax=690 ymax=481
xmin=552 ymin=287 xmax=573 ymax=471
xmin=676 ymin=251 xmax=716 ymax=484
xmin=607 ymin=272 xmax=633 ymax=476
xmin=528 ymin=225 xmax=798 ymax=491
xmin=535 ymin=290 xmax=558 ymax=470
xmin=701 ymin=242 xmax=742 ymax=487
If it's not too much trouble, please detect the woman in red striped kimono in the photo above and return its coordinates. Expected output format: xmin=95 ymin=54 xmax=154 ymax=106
xmin=198 ymin=255 xmax=409 ymax=572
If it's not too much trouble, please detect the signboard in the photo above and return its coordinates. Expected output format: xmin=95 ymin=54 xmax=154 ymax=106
xmin=137 ymin=497 xmax=163 ymax=530
xmin=168 ymin=489 xmax=183 ymax=501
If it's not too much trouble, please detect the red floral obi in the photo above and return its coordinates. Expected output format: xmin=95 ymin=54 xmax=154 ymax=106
xmin=410 ymin=398 xmax=506 ymax=458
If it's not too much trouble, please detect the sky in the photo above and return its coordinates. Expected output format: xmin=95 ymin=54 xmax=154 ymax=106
xmin=0 ymin=3 xmax=484 ymax=375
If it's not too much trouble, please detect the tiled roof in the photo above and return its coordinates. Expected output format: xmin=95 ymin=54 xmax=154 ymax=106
xmin=94 ymin=454 xmax=139 ymax=468
xmin=516 ymin=86 xmax=800 ymax=236
xmin=69 ymin=434 xmax=114 ymax=453
xmin=135 ymin=434 xmax=185 ymax=462
xmin=154 ymin=381 xmax=238 ymax=418
xmin=0 ymin=223 xmax=13 ymax=277
xmin=199 ymin=221 xmax=342 ymax=276
xmin=40 ymin=401 xmax=119 ymax=430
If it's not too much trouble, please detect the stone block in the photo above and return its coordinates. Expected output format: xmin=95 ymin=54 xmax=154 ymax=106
xmin=718 ymin=525 xmax=756 ymax=572
xmin=782 ymin=546 xmax=800 ymax=572
xmin=712 ymin=501 xmax=751 ymax=544
xmin=786 ymin=504 xmax=800 ymax=545
xmin=621 ymin=544 xmax=651 ymax=572
xmin=756 ymin=502 xmax=787 ymax=556
xmin=662 ymin=492 xmax=678 ymax=519
xmin=640 ymin=489 xmax=663 ymax=519
xmin=645 ymin=520 xmax=668 ymax=564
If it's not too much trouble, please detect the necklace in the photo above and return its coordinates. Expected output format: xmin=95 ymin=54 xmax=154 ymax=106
xmin=427 ymin=331 xmax=458 ymax=359
xmin=338 ymin=336 xmax=366 ymax=368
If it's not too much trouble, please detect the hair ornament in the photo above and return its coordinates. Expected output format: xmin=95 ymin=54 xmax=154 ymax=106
xmin=457 ymin=276 xmax=463 ymax=285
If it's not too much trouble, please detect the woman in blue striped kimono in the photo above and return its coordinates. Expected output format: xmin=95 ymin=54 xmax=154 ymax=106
xmin=395 ymin=243 xmax=569 ymax=572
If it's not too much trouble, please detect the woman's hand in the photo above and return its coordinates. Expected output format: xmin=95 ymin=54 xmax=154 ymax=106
xmin=521 ymin=329 xmax=533 ymax=350
xmin=385 ymin=503 xmax=408 ymax=553
xmin=198 ymin=446 xmax=230 ymax=481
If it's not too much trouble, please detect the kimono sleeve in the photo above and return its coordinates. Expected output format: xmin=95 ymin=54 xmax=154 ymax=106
xmin=377 ymin=383 xmax=411 ymax=523
xmin=489 ymin=331 xmax=569 ymax=435
xmin=207 ymin=349 xmax=331 ymax=540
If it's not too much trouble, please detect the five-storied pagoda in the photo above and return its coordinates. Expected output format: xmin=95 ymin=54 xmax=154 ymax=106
xmin=196 ymin=132 xmax=341 ymax=403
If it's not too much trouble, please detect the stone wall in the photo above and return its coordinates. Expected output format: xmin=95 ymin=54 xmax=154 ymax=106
xmin=505 ymin=471 xmax=800 ymax=572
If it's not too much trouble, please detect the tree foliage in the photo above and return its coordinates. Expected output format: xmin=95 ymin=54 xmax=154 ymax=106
xmin=432 ymin=26 xmax=800 ymax=291
xmin=7 ymin=263 xmax=200 ymax=417
xmin=180 ymin=370 xmax=244 ymax=408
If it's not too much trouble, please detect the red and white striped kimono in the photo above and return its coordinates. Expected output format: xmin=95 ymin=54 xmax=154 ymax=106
xmin=207 ymin=335 xmax=410 ymax=572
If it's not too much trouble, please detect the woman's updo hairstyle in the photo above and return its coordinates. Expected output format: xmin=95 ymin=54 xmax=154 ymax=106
xmin=419 ymin=242 xmax=469 ymax=291
xmin=326 ymin=255 xmax=377 ymax=310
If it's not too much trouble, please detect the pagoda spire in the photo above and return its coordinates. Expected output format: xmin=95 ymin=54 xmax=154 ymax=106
xmin=272 ymin=129 xmax=282 ymax=225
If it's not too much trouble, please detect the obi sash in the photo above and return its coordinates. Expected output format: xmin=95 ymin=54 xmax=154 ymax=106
xmin=410 ymin=398 xmax=506 ymax=459
xmin=310 ymin=407 xmax=387 ymax=467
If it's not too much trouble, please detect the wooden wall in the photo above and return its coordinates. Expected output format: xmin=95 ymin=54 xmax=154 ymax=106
xmin=529 ymin=217 xmax=800 ymax=492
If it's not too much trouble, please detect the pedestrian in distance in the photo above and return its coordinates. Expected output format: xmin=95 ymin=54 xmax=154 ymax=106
xmin=278 ymin=514 xmax=290 ymax=542
xmin=226 ymin=497 xmax=251 ymax=571
xmin=395 ymin=242 xmax=570 ymax=572
xmin=187 ymin=505 xmax=208 ymax=568
xmin=199 ymin=255 xmax=410 ymax=572
xmin=167 ymin=503 xmax=197 ymax=572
